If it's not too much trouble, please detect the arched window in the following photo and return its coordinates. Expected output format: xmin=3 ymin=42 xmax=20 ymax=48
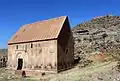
xmin=31 ymin=43 xmax=33 ymax=48
xmin=65 ymin=48 xmax=69 ymax=54
xmin=16 ymin=45 xmax=18 ymax=49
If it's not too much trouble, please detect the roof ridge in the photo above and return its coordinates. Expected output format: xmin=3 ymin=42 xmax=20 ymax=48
xmin=25 ymin=16 xmax=67 ymax=26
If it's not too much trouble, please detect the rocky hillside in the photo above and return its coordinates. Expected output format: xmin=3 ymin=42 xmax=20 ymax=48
xmin=72 ymin=15 xmax=120 ymax=61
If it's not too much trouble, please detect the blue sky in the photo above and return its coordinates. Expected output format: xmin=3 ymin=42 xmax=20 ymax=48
xmin=0 ymin=0 xmax=120 ymax=48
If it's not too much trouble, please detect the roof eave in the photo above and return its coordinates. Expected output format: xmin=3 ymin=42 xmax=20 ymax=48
xmin=8 ymin=38 xmax=58 ymax=45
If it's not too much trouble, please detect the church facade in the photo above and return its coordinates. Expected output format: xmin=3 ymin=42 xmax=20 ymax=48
xmin=7 ymin=16 xmax=74 ymax=74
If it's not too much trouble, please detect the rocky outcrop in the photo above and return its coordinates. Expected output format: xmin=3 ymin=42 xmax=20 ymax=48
xmin=72 ymin=15 xmax=120 ymax=64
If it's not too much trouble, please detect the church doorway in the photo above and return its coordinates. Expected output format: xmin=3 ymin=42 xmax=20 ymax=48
xmin=17 ymin=58 xmax=23 ymax=70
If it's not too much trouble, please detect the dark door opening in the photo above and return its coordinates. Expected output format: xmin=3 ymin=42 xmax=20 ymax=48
xmin=17 ymin=58 xmax=23 ymax=70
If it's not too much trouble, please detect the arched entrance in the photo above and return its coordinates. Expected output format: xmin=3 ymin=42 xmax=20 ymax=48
xmin=16 ymin=52 xmax=24 ymax=70
xmin=17 ymin=58 xmax=23 ymax=70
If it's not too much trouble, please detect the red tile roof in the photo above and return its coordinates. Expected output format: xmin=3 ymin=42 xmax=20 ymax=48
xmin=8 ymin=16 xmax=67 ymax=44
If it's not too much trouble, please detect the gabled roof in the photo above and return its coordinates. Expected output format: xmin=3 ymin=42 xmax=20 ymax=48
xmin=8 ymin=16 xmax=67 ymax=44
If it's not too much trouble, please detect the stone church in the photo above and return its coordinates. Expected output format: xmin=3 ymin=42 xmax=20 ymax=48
xmin=7 ymin=16 xmax=74 ymax=74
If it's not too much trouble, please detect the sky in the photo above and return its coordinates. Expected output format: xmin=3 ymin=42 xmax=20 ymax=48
xmin=0 ymin=0 xmax=120 ymax=48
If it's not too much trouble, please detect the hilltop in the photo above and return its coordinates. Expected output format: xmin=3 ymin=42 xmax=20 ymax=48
xmin=73 ymin=15 xmax=120 ymax=32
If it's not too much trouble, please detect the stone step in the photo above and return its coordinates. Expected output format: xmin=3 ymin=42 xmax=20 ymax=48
xmin=15 ymin=70 xmax=26 ymax=77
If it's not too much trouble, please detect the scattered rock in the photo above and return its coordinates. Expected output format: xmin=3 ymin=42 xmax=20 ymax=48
xmin=98 ymin=77 xmax=103 ymax=80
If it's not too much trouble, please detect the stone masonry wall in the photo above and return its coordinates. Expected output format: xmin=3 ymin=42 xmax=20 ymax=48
xmin=57 ymin=17 xmax=74 ymax=72
xmin=7 ymin=40 xmax=57 ymax=73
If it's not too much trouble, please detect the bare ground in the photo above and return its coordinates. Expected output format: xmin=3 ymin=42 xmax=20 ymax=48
xmin=0 ymin=61 xmax=119 ymax=81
